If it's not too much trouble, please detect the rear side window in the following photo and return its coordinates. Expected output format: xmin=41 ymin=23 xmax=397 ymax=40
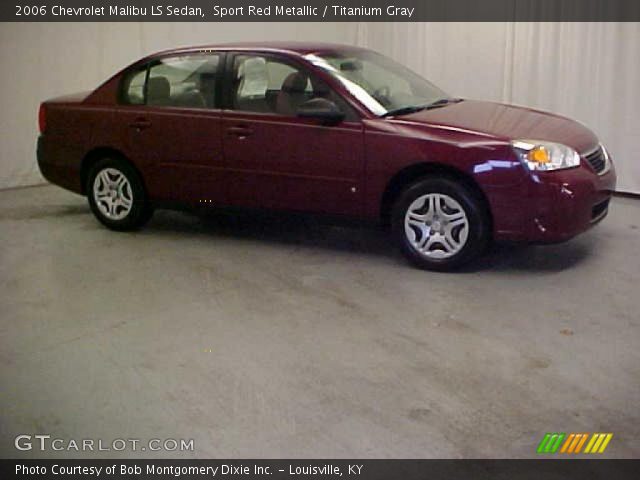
xmin=121 ymin=53 xmax=220 ymax=108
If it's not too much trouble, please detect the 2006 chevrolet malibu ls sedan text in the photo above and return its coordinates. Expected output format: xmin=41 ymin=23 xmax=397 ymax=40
xmin=37 ymin=42 xmax=616 ymax=270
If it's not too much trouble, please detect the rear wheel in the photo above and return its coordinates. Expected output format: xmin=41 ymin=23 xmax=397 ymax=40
xmin=391 ymin=177 xmax=490 ymax=270
xmin=87 ymin=157 xmax=153 ymax=231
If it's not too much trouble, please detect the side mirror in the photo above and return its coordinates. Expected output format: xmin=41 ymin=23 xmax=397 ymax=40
xmin=297 ymin=98 xmax=345 ymax=125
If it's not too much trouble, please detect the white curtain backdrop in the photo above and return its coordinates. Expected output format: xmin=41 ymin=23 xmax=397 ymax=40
xmin=1 ymin=22 xmax=639 ymax=193
xmin=353 ymin=22 xmax=640 ymax=193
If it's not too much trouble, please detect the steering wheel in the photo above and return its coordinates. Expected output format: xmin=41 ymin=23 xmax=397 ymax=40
xmin=372 ymin=86 xmax=391 ymax=105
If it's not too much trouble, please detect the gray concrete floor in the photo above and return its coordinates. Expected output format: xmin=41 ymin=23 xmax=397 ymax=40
xmin=1 ymin=185 xmax=639 ymax=459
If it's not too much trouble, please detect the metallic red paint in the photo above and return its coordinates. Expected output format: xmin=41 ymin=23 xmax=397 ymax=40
xmin=37 ymin=42 xmax=616 ymax=244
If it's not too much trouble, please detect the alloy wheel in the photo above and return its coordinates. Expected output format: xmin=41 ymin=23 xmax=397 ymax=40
xmin=92 ymin=168 xmax=133 ymax=221
xmin=404 ymin=193 xmax=469 ymax=259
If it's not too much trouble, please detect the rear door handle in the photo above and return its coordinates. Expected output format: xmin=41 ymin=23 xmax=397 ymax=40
xmin=129 ymin=118 xmax=152 ymax=131
xmin=227 ymin=126 xmax=253 ymax=138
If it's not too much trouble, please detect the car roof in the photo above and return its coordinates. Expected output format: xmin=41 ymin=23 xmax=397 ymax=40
xmin=150 ymin=41 xmax=368 ymax=58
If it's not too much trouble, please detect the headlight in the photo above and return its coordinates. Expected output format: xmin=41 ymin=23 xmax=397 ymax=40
xmin=511 ymin=140 xmax=580 ymax=171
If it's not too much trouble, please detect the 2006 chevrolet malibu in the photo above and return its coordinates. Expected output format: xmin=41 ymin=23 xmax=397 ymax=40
xmin=38 ymin=42 xmax=616 ymax=270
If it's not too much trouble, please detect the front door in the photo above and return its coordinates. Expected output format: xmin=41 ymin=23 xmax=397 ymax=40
xmin=221 ymin=53 xmax=365 ymax=217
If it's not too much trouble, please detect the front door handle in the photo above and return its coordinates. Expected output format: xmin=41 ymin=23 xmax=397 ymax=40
xmin=129 ymin=118 xmax=152 ymax=131
xmin=227 ymin=126 xmax=253 ymax=138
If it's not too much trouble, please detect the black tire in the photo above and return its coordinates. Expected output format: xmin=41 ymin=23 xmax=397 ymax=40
xmin=391 ymin=176 xmax=490 ymax=271
xmin=86 ymin=157 xmax=153 ymax=231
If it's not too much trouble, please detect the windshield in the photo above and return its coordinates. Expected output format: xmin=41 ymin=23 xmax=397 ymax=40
xmin=305 ymin=51 xmax=450 ymax=116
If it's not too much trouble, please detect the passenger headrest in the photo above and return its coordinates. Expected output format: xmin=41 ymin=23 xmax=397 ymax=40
xmin=238 ymin=57 xmax=268 ymax=97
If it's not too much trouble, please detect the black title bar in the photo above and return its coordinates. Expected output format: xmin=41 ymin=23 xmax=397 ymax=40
xmin=5 ymin=0 xmax=640 ymax=22
xmin=4 ymin=459 xmax=640 ymax=480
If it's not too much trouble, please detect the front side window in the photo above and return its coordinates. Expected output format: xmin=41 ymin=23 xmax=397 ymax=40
xmin=122 ymin=54 xmax=221 ymax=108
xmin=231 ymin=54 xmax=355 ymax=119
xmin=306 ymin=51 xmax=450 ymax=116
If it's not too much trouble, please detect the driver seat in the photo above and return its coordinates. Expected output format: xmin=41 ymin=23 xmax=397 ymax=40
xmin=276 ymin=72 xmax=309 ymax=116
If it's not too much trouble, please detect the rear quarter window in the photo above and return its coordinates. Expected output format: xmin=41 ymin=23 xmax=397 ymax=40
xmin=121 ymin=67 xmax=147 ymax=105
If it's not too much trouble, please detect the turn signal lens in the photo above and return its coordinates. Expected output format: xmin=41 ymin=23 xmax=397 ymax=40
xmin=512 ymin=140 xmax=580 ymax=171
xmin=529 ymin=146 xmax=551 ymax=164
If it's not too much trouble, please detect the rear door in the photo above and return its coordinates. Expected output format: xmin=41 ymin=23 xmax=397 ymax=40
xmin=116 ymin=52 xmax=226 ymax=205
xmin=220 ymin=52 xmax=365 ymax=217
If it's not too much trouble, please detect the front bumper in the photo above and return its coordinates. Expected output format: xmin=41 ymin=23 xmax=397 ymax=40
xmin=489 ymin=162 xmax=617 ymax=243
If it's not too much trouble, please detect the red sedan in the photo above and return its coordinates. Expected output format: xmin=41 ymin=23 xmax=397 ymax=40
xmin=37 ymin=42 xmax=616 ymax=270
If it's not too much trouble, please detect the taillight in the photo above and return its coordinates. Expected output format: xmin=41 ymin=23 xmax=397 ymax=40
xmin=38 ymin=103 xmax=46 ymax=133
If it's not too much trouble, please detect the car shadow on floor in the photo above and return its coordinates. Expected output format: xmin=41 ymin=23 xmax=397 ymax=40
xmin=466 ymin=240 xmax=593 ymax=273
xmin=143 ymin=208 xmax=594 ymax=273
xmin=148 ymin=208 xmax=395 ymax=258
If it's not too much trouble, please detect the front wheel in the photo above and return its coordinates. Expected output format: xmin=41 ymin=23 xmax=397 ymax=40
xmin=391 ymin=177 xmax=490 ymax=271
xmin=87 ymin=157 xmax=153 ymax=231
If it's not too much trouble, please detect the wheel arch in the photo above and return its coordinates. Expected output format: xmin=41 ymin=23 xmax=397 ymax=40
xmin=80 ymin=147 xmax=146 ymax=196
xmin=380 ymin=162 xmax=493 ymax=230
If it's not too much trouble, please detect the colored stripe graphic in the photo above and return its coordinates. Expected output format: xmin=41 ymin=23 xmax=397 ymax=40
xmin=598 ymin=434 xmax=613 ymax=453
xmin=537 ymin=433 xmax=552 ymax=453
xmin=537 ymin=433 xmax=565 ymax=454
xmin=574 ymin=433 xmax=589 ymax=453
xmin=584 ymin=433 xmax=613 ymax=454
xmin=560 ymin=433 xmax=574 ymax=453
xmin=549 ymin=433 xmax=565 ymax=453
xmin=563 ymin=433 xmax=589 ymax=453
xmin=539 ymin=432 xmax=613 ymax=454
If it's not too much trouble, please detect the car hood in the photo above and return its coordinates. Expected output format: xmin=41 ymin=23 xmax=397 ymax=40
xmin=397 ymin=100 xmax=599 ymax=154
